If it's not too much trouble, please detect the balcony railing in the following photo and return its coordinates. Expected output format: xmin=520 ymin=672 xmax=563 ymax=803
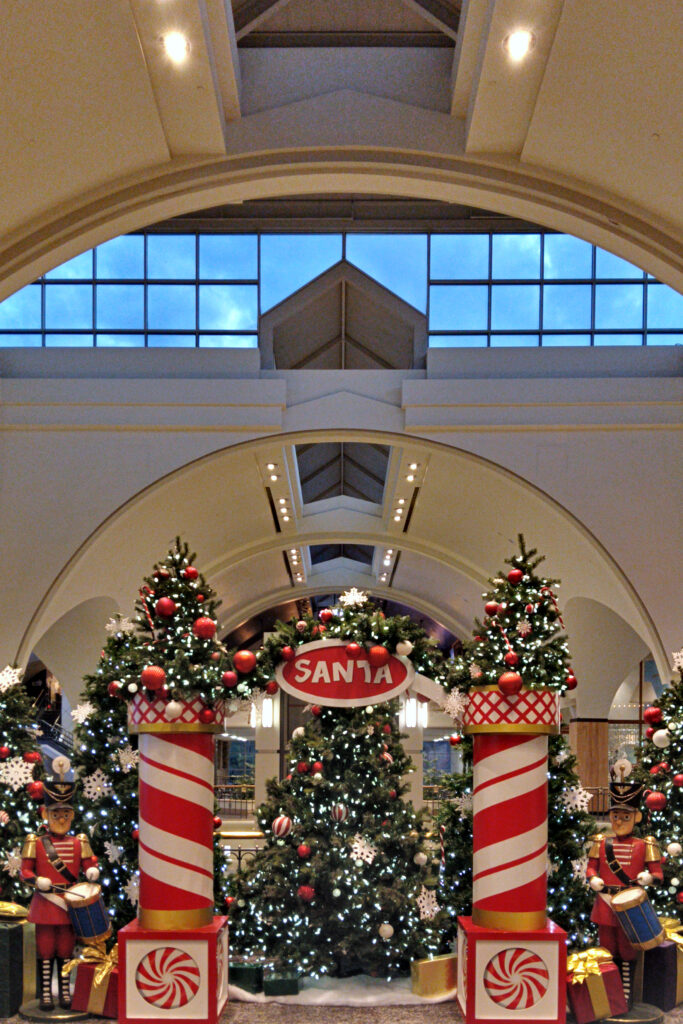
xmin=215 ymin=782 xmax=255 ymax=819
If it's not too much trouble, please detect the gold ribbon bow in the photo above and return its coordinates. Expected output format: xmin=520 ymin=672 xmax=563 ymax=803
xmin=62 ymin=943 xmax=118 ymax=1015
xmin=0 ymin=901 xmax=28 ymax=919
xmin=567 ymin=947 xmax=613 ymax=984
xmin=659 ymin=917 xmax=683 ymax=951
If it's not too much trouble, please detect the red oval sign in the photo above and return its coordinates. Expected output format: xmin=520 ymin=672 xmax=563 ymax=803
xmin=275 ymin=640 xmax=414 ymax=707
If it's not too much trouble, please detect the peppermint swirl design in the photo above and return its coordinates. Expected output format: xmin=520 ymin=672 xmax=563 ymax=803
xmin=272 ymin=815 xmax=292 ymax=837
xmin=483 ymin=947 xmax=549 ymax=1009
xmin=136 ymin=947 xmax=201 ymax=1009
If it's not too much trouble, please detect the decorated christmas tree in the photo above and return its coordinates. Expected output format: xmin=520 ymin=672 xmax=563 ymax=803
xmin=634 ymin=656 xmax=683 ymax=918
xmin=436 ymin=536 xmax=596 ymax=946
xmin=0 ymin=666 xmax=46 ymax=902
xmin=71 ymin=538 xmax=232 ymax=933
xmin=228 ymin=594 xmax=450 ymax=977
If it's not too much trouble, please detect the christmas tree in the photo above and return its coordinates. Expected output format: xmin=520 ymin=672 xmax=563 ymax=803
xmin=228 ymin=595 xmax=449 ymax=977
xmin=634 ymin=656 xmax=683 ymax=919
xmin=436 ymin=536 xmax=596 ymax=946
xmin=0 ymin=666 xmax=45 ymax=902
xmin=71 ymin=539 xmax=232 ymax=933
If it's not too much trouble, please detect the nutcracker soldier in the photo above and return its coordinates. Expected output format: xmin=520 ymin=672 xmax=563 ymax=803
xmin=586 ymin=770 xmax=663 ymax=999
xmin=20 ymin=760 xmax=101 ymax=1012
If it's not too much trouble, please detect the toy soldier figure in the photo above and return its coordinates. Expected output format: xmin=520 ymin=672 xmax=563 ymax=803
xmin=585 ymin=772 xmax=662 ymax=1001
xmin=21 ymin=764 xmax=100 ymax=1011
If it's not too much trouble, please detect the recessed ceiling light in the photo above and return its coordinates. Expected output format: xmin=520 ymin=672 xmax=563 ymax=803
xmin=283 ymin=515 xmax=290 ymax=522
xmin=406 ymin=474 xmax=415 ymax=483
xmin=409 ymin=463 xmax=418 ymax=471
xmin=383 ymin=559 xmax=391 ymax=566
xmin=387 ymin=549 xmax=393 ymax=555
xmin=394 ymin=515 xmax=401 ymax=522
xmin=398 ymin=499 xmax=405 ymax=506
xmin=504 ymin=29 xmax=535 ymax=62
xmin=279 ymin=498 xmax=286 ymax=505
xmin=270 ymin=474 xmax=278 ymax=482
xmin=162 ymin=31 xmax=190 ymax=64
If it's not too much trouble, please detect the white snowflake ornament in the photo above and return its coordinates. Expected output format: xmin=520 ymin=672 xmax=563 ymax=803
xmin=71 ymin=701 xmax=96 ymax=725
xmin=0 ymin=756 xmax=35 ymax=791
xmin=350 ymin=833 xmax=377 ymax=864
xmin=82 ymin=768 xmax=113 ymax=802
xmin=441 ymin=690 xmax=469 ymax=723
xmin=105 ymin=616 xmax=136 ymax=636
xmin=571 ymin=856 xmax=589 ymax=881
xmin=2 ymin=847 xmax=22 ymax=877
xmin=560 ymin=786 xmax=593 ymax=813
xmin=0 ymin=666 xmax=22 ymax=694
xmin=338 ymin=588 xmax=368 ymax=608
xmin=469 ymin=663 xmax=483 ymax=680
xmin=516 ymin=618 xmax=532 ymax=637
xmin=673 ymin=649 xmax=683 ymax=671
xmin=453 ymin=793 xmax=473 ymax=816
xmin=104 ymin=841 xmax=124 ymax=864
xmin=416 ymin=885 xmax=439 ymax=920
xmin=123 ymin=872 xmax=140 ymax=906
xmin=117 ymin=745 xmax=139 ymax=773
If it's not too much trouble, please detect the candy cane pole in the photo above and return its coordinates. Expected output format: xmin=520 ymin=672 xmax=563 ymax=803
xmin=129 ymin=695 xmax=224 ymax=929
xmin=464 ymin=685 xmax=559 ymax=931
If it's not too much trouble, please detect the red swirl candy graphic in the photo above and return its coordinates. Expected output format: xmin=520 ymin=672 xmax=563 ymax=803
xmin=483 ymin=947 xmax=549 ymax=1009
xmin=136 ymin=947 xmax=201 ymax=1009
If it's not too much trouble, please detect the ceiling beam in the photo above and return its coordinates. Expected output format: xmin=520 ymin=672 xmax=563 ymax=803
xmin=397 ymin=0 xmax=459 ymax=41
xmin=234 ymin=0 xmax=296 ymax=41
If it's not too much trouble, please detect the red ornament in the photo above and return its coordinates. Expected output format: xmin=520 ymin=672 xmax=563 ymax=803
xmin=645 ymin=791 xmax=667 ymax=811
xmin=319 ymin=608 xmax=334 ymax=623
xmin=197 ymin=594 xmax=205 ymax=603
xmin=222 ymin=670 xmax=238 ymax=688
xmin=0 ymin=746 xmax=9 ymax=759
xmin=383 ymin=724 xmax=392 ymax=734
xmin=649 ymin=765 xmax=661 ymax=775
xmin=297 ymin=761 xmax=309 ymax=774
xmin=497 ymin=603 xmax=506 ymax=616
xmin=345 ymin=643 xmax=362 ymax=659
xmin=182 ymin=566 xmax=199 ymax=580
xmin=193 ymin=617 xmax=216 ymax=640
xmin=234 ymin=650 xmax=257 ymax=674
xmin=449 ymin=734 xmax=462 ymax=746
xmin=107 ymin=680 xmax=123 ymax=698
xmin=674 ymin=774 xmax=683 ymax=787
xmin=677 ymin=892 xmax=683 ymax=905
xmin=157 ymin=686 xmax=169 ymax=700
xmin=658 ymin=762 xmax=670 ymax=773
xmin=213 ymin=816 xmax=222 ymax=830
xmin=297 ymin=843 xmax=311 ymax=859
xmin=22 ymin=751 xmax=42 ymax=764
xmin=27 ymin=780 xmax=44 ymax=801
xmin=498 ymin=670 xmax=523 ymax=696
xmin=225 ymin=896 xmax=235 ymax=908
xmin=132 ymin=828 xmax=140 ymax=841
xmin=281 ymin=646 xmax=295 ymax=662
xmin=525 ymin=604 xmax=534 ymax=614
xmin=484 ymin=601 xmax=499 ymax=616
xmin=265 ymin=680 xmax=279 ymax=695
xmin=199 ymin=708 xmax=216 ymax=724
xmin=297 ymin=885 xmax=315 ymax=902
xmin=311 ymin=705 xmax=322 ymax=717
xmin=644 ymin=706 xmax=663 ymax=724
xmin=154 ymin=597 xmax=177 ymax=618
xmin=317 ymin=624 xmax=326 ymax=634
xmin=368 ymin=645 xmax=390 ymax=668
xmin=566 ymin=673 xmax=578 ymax=691
xmin=645 ymin=727 xmax=655 ymax=739
xmin=141 ymin=665 xmax=166 ymax=690
xmin=507 ymin=568 xmax=524 ymax=585
xmin=156 ymin=568 xmax=171 ymax=580
xmin=285 ymin=774 xmax=292 ymax=782
xmin=272 ymin=815 xmax=292 ymax=837
xmin=312 ymin=761 xmax=324 ymax=773
xmin=211 ymin=652 xmax=221 ymax=662
xmin=504 ymin=651 xmax=519 ymax=667
xmin=389 ymin=789 xmax=397 ymax=799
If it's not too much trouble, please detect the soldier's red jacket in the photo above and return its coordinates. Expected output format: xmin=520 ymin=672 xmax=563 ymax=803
xmin=586 ymin=833 xmax=662 ymax=926
xmin=21 ymin=832 xmax=98 ymax=926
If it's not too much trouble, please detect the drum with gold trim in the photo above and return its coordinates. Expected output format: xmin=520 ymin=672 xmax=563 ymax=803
xmin=611 ymin=886 xmax=665 ymax=950
xmin=63 ymin=882 xmax=112 ymax=943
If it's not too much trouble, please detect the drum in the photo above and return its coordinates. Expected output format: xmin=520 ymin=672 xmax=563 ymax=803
xmin=611 ymin=886 xmax=665 ymax=950
xmin=63 ymin=882 xmax=112 ymax=943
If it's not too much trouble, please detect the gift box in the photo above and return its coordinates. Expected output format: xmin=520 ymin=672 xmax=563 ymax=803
xmin=642 ymin=918 xmax=683 ymax=1011
xmin=229 ymin=957 xmax=264 ymax=993
xmin=0 ymin=901 xmax=35 ymax=1016
xmin=65 ymin=944 xmax=119 ymax=1018
xmin=263 ymin=972 xmax=301 ymax=996
xmin=410 ymin=953 xmax=457 ymax=998
xmin=566 ymin=949 xmax=627 ymax=1024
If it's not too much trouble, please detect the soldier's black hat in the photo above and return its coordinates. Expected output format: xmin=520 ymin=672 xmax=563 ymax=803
xmin=43 ymin=778 xmax=75 ymax=809
xmin=609 ymin=780 xmax=643 ymax=812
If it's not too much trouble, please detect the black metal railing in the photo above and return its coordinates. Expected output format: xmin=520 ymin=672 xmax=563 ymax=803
xmin=36 ymin=720 xmax=73 ymax=750
xmin=215 ymin=783 xmax=255 ymax=819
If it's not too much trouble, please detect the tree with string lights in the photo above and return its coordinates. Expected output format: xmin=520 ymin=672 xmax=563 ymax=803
xmin=228 ymin=594 xmax=450 ymax=977
xmin=436 ymin=536 xmax=596 ymax=947
xmin=71 ymin=539 xmax=232 ymax=933
xmin=0 ymin=666 xmax=45 ymax=902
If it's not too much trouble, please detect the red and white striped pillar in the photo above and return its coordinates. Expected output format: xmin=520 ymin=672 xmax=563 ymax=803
xmin=464 ymin=685 xmax=560 ymax=931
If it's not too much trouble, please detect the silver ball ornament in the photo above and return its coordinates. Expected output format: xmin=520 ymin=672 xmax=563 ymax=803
xmin=653 ymin=728 xmax=671 ymax=748
xmin=378 ymin=923 xmax=394 ymax=939
xmin=413 ymin=851 xmax=428 ymax=866
xmin=667 ymin=842 xmax=682 ymax=857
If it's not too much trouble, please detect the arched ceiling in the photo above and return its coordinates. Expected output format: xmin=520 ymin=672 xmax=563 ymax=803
xmin=19 ymin=430 xmax=666 ymax=694
xmin=1 ymin=0 xmax=681 ymax=299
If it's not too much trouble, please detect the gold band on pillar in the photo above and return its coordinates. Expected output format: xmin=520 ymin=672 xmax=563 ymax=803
xmin=472 ymin=907 xmax=547 ymax=931
xmin=464 ymin=723 xmax=558 ymax=735
xmin=129 ymin=722 xmax=223 ymax=735
xmin=138 ymin=906 xmax=214 ymax=929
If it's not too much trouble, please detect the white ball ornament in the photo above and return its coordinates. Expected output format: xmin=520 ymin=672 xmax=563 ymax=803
xmin=413 ymin=851 xmax=428 ymax=866
xmin=355 ymin=858 xmax=364 ymax=868
xmin=667 ymin=842 xmax=683 ymax=857
xmin=296 ymin=620 xmax=307 ymax=633
xmin=378 ymin=923 xmax=394 ymax=940
xmin=365 ymin=706 xmax=374 ymax=715
xmin=396 ymin=640 xmax=414 ymax=657
xmin=653 ymin=728 xmax=671 ymax=748
xmin=127 ymin=683 xmax=139 ymax=694
xmin=292 ymin=727 xmax=305 ymax=739
xmin=332 ymin=888 xmax=341 ymax=898
xmin=165 ymin=700 xmax=183 ymax=720
xmin=672 ymin=877 xmax=681 ymax=887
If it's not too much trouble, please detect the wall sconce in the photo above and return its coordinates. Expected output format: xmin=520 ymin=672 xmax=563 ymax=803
xmin=249 ymin=703 xmax=257 ymax=728
xmin=262 ymin=696 xmax=274 ymax=729
xmin=405 ymin=697 xmax=418 ymax=729
xmin=418 ymin=700 xmax=428 ymax=729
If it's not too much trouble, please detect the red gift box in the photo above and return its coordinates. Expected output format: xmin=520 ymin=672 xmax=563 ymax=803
xmin=566 ymin=961 xmax=626 ymax=1024
xmin=71 ymin=961 xmax=118 ymax=1018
